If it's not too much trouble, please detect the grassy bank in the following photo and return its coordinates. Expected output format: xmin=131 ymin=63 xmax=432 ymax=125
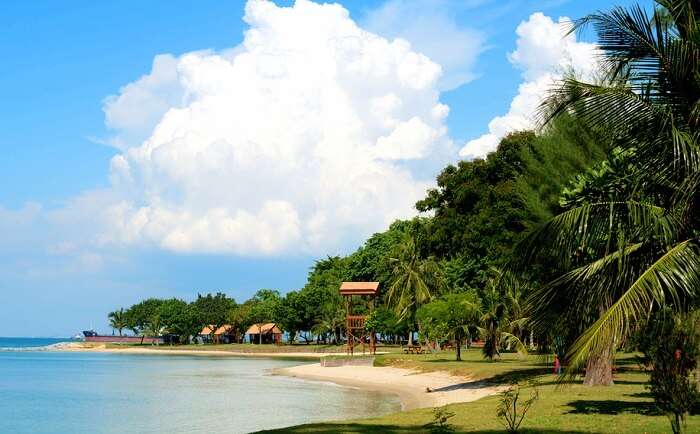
xmin=260 ymin=348 xmax=700 ymax=433
xmin=81 ymin=342 xmax=404 ymax=355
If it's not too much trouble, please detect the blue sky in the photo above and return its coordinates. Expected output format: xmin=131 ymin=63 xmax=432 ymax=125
xmin=0 ymin=0 xmax=638 ymax=337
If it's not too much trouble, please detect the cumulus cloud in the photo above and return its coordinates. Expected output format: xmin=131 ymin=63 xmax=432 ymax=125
xmin=97 ymin=0 xmax=454 ymax=256
xmin=363 ymin=0 xmax=486 ymax=91
xmin=459 ymin=12 xmax=598 ymax=159
xmin=102 ymin=54 xmax=186 ymax=150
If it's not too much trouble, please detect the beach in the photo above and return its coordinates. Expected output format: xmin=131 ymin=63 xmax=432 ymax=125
xmin=56 ymin=342 xmax=502 ymax=411
xmin=53 ymin=342 xmax=373 ymax=359
xmin=275 ymin=362 xmax=504 ymax=410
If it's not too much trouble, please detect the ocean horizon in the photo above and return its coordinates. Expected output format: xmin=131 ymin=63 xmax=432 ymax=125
xmin=0 ymin=338 xmax=400 ymax=434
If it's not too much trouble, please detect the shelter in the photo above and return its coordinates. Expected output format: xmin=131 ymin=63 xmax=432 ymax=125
xmin=340 ymin=282 xmax=379 ymax=354
xmin=198 ymin=325 xmax=237 ymax=344
xmin=246 ymin=323 xmax=283 ymax=345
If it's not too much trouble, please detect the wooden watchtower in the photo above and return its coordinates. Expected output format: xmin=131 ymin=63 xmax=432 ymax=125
xmin=340 ymin=282 xmax=379 ymax=355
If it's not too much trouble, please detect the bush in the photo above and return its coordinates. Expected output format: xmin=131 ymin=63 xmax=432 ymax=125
xmin=638 ymin=309 xmax=700 ymax=434
xmin=424 ymin=406 xmax=455 ymax=433
xmin=497 ymin=381 xmax=539 ymax=433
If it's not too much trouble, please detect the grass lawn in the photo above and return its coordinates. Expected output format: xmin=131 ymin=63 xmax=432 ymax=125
xmin=258 ymin=348 xmax=700 ymax=433
xmin=100 ymin=342 xmax=405 ymax=354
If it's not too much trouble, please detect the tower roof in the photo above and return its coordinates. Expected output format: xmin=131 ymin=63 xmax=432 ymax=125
xmin=339 ymin=281 xmax=379 ymax=296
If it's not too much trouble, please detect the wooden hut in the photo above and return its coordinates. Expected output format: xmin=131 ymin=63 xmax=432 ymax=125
xmin=246 ymin=323 xmax=283 ymax=345
xmin=199 ymin=325 xmax=237 ymax=344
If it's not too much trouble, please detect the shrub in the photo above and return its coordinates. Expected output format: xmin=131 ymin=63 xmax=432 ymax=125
xmin=638 ymin=309 xmax=700 ymax=434
xmin=497 ymin=381 xmax=539 ymax=433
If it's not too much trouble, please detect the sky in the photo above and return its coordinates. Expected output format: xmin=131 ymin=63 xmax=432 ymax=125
xmin=0 ymin=0 xmax=639 ymax=337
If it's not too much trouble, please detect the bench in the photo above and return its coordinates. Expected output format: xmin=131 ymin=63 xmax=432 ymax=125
xmin=403 ymin=345 xmax=425 ymax=354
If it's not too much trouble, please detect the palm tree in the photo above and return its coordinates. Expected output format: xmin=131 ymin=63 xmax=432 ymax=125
xmin=108 ymin=308 xmax=127 ymax=336
xmin=520 ymin=0 xmax=700 ymax=385
xmin=387 ymin=232 xmax=444 ymax=346
xmin=479 ymin=270 xmax=529 ymax=361
xmin=312 ymin=304 xmax=345 ymax=344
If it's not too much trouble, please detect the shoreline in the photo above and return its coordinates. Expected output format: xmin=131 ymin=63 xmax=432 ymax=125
xmin=52 ymin=342 xmax=503 ymax=412
xmin=49 ymin=342 xmax=374 ymax=359
xmin=275 ymin=363 xmax=504 ymax=411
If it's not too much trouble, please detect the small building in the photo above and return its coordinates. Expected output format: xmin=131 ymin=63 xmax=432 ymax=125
xmin=246 ymin=323 xmax=283 ymax=345
xmin=199 ymin=325 xmax=237 ymax=344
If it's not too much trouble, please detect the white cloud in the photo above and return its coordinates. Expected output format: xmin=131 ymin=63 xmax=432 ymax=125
xmin=363 ymin=0 xmax=486 ymax=91
xmin=96 ymin=0 xmax=454 ymax=256
xmin=102 ymin=54 xmax=186 ymax=150
xmin=459 ymin=12 xmax=599 ymax=159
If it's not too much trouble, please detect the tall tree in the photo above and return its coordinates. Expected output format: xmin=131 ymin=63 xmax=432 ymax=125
xmin=108 ymin=308 xmax=127 ymax=336
xmin=246 ymin=289 xmax=281 ymax=344
xmin=387 ymin=228 xmax=444 ymax=345
xmin=193 ymin=293 xmax=236 ymax=344
xmin=520 ymin=0 xmax=700 ymax=385
xmin=158 ymin=299 xmax=200 ymax=343
xmin=417 ymin=292 xmax=481 ymax=361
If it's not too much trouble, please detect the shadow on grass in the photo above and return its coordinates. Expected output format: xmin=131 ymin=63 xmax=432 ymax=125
xmin=565 ymin=400 xmax=659 ymax=416
xmin=609 ymin=379 xmax=647 ymax=385
xmin=258 ymin=424 xmax=601 ymax=434
xmin=481 ymin=367 xmax=551 ymax=384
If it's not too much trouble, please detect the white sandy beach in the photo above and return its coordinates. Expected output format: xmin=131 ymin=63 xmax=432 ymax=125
xmin=57 ymin=343 xmax=503 ymax=410
xmin=53 ymin=342 xmax=356 ymax=359
xmin=276 ymin=363 xmax=504 ymax=410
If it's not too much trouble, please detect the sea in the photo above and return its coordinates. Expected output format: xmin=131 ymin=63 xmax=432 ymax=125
xmin=0 ymin=337 xmax=400 ymax=434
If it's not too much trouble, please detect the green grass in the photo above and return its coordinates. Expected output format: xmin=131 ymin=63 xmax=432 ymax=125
xmin=374 ymin=349 xmax=550 ymax=382
xmin=100 ymin=342 xmax=405 ymax=354
xmin=258 ymin=349 xmax=700 ymax=433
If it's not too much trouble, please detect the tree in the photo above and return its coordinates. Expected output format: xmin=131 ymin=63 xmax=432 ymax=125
xmin=519 ymin=0 xmax=700 ymax=385
xmin=124 ymin=298 xmax=165 ymax=336
xmin=387 ymin=228 xmax=445 ymax=345
xmin=638 ymin=309 xmax=700 ymax=434
xmin=158 ymin=299 xmax=200 ymax=343
xmin=142 ymin=314 xmax=163 ymax=344
xmin=479 ymin=270 xmax=528 ymax=361
xmin=417 ymin=292 xmax=481 ymax=361
xmin=274 ymin=291 xmax=309 ymax=343
xmin=108 ymin=308 xmax=127 ymax=336
xmin=246 ymin=289 xmax=281 ymax=344
xmin=416 ymin=121 xmax=606 ymax=292
xmin=193 ymin=293 xmax=236 ymax=344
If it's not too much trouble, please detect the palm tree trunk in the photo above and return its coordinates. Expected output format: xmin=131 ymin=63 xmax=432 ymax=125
xmin=583 ymin=341 xmax=614 ymax=386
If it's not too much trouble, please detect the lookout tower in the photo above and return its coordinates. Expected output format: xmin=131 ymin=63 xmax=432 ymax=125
xmin=339 ymin=281 xmax=379 ymax=355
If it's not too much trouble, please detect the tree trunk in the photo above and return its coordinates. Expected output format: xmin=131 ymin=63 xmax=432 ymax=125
xmin=583 ymin=342 xmax=614 ymax=386
xmin=408 ymin=331 xmax=414 ymax=346
xmin=456 ymin=338 xmax=462 ymax=361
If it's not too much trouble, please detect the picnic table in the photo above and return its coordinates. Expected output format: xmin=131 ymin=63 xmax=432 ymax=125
xmin=403 ymin=345 xmax=425 ymax=354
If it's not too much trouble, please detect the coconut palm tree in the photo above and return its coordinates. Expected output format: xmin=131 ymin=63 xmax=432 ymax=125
xmin=520 ymin=0 xmax=700 ymax=385
xmin=387 ymin=232 xmax=445 ymax=346
xmin=479 ymin=270 xmax=529 ymax=361
xmin=108 ymin=308 xmax=127 ymax=336
xmin=311 ymin=304 xmax=345 ymax=344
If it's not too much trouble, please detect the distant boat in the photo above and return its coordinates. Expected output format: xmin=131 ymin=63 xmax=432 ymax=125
xmin=82 ymin=330 xmax=162 ymax=344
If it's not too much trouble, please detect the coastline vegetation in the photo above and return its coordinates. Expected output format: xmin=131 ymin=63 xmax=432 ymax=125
xmin=106 ymin=0 xmax=700 ymax=432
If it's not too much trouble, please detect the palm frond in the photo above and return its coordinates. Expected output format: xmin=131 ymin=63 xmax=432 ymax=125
xmin=566 ymin=239 xmax=700 ymax=370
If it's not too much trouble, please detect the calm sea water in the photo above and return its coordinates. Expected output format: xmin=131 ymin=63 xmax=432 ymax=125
xmin=0 ymin=338 xmax=400 ymax=434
